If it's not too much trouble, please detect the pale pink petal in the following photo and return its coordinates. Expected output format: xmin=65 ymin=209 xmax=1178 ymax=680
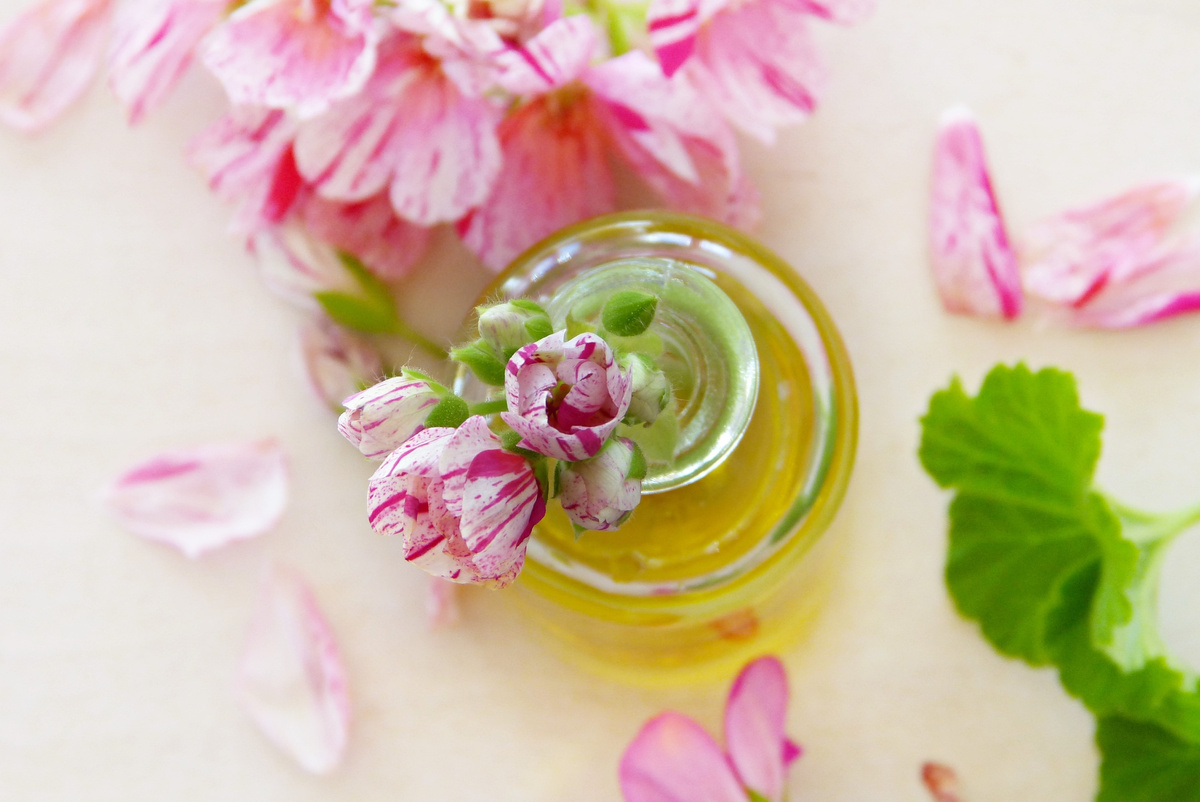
xmin=438 ymin=414 xmax=503 ymax=517
xmin=928 ymin=106 xmax=1022 ymax=319
xmin=102 ymin=440 xmax=288 ymax=558
xmin=775 ymin=0 xmax=873 ymax=24
xmin=298 ymin=315 xmax=383 ymax=410
xmin=724 ymin=656 xmax=790 ymax=801
xmin=188 ymin=106 xmax=302 ymax=233
xmin=299 ymin=191 xmax=432 ymax=281
xmin=458 ymin=448 xmax=544 ymax=581
xmin=248 ymin=222 xmax=355 ymax=310
xmin=1020 ymin=176 xmax=1200 ymax=305
xmin=338 ymin=376 xmax=441 ymax=459
xmin=619 ymin=712 xmax=747 ymax=802
xmin=107 ymin=0 xmax=221 ymax=124
xmin=0 ymin=0 xmax=111 ymax=133
xmin=558 ymin=437 xmax=641 ymax=531
xmin=201 ymin=0 xmax=378 ymax=118
xmin=459 ymin=93 xmax=615 ymax=271
xmin=367 ymin=427 xmax=456 ymax=535
xmin=921 ymin=763 xmax=962 ymax=802
xmin=426 ymin=576 xmax=460 ymax=628
xmin=647 ymin=0 xmax=703 ymax=77
xmin=389 ymin=0 xmax=505 ymax=96
xmin=493 ymin=14 xmax=598 ymax=95
xmin=684 ymin=0 xmax=825 ymax=144
xmin=237 ymin=565 xmax=350 ymax=774
xmin=1067 ymin=239 xmax=1200 ymax=329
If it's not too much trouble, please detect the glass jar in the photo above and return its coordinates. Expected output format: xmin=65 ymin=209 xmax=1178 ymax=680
xmin=461 ymin=211 xmax=857 ymax=686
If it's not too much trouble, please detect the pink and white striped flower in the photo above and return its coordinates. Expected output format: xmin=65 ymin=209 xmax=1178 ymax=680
xmin=501 ymin=331 xmax=633 ymax=462
xmin=559 ymin=437 xmax=643 ymax=531
xmin=237 ymin=564 xmax=350 ymax=774
xmin=107 ymin=0 xmax=222 ymax=124
xmin=1019 ymin=176 xmax=1200 ymax=306
xmin=101 ymin=439 xmax=289 ymax=558
xmin=0 ymin=0 xmax=111 ymax=133
xmin=647 ymin=0 xmax=871 ymax=143
xmin=201 ymin=0 xmax=379 ymax=118
xmin=338 ymin=374 xmax=441 ymax=459
xmin=620 ymin=656 xmax=801 ymax=802
xmin=367 ymin=416 xmax=545 ymax=586
xmin=928 ymin=106 xmax=1022 ymax=320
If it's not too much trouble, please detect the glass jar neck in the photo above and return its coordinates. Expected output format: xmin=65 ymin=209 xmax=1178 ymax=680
xmin=543 ymin=258 xmax=760 ymax=493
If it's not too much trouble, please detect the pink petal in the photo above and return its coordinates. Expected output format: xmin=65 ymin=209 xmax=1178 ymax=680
xmin=775 ymin=0 xmax=874 ymax=24
xmin=426 ymin=576 xmax=460 ymax=628
xmin=921 ymin=763 xmax=962 ymax=802
xmin=0 ymin=0 xmax=111 ymax=133
xmin=1020 ymin=176 xmax=1200 ymax=306
xmin=299 ymin=192 xmax=434 ymax=280
xmin=201 ymin=0 xmax=378 ymax=118
xmin=298 ymin=315 xmax=382 ymax=411
xmin=928 ymin=106 xmax=1022 ymax=319
xmin=248 ymin=222 xmax=355 ymax=310
xmin=619 ymin=712 xmax=747 ymax=802
xmin=1066 ymin=239 xmax=1200 ymax=329
xmin=106 ymin=0 xmax=221 ymax=124
xmin=438 ymin=415 xmax=502 ymax=517
xmin=389 ymin=0 xmax=505 ymax=96
xmin=102 ymin=440 xmax=288 ymax=558
xmin=493 ymin=14 xmax=598 ymax=95
xmin=646 ymin=0 xmax=703 ymax=77
xmin=558 ymin=437 xmax=641 ymax=532
xmin=458 ymin=92 xmax=615 ymax=271
xmin=459 ymin=448 xmax=543 ymax=568
xmin=237 ymin=565 xmax=350 ymax=774
xmin=187 ymin=106 xmax=301 ymax=233
xmin=724 ymin=656 xmax=791 ymax=801
xmin=683 ymin=0 xmax=826 ymax=144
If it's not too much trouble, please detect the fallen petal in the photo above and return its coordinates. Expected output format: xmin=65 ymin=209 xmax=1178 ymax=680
xmin=426 ymin=576 xmax=460 ymax=628
xmin=0 ymin=0 xmax=111 ymax=133
xmin=619 ymin=712 xmax=747 ymax=802
xmin=1020 ymin=176 xmax=1200 ymax=306
xmin=1067 ymin=240 xmax=1200 ymax=329
xmin=921 ymin=762 xmax=962 ymax=802
xmin=725 ymin=656 xmax=791 ymax=802
xmin=238 ymin=565 xmax=350 ymax=774
xmin=102 ymin=440 xmax=288 ymax=558
xmin=928 ymin=106 xmax=1022 ymax=319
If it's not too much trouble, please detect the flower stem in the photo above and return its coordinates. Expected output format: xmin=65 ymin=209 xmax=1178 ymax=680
xmin=389 ymin=318 xmax=448 ymax=361
xmin=468 ymin=399 xmax=508 ymax=416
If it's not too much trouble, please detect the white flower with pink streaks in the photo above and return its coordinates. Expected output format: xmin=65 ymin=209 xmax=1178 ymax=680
xmin=367 ymin=417 xmax=545 ymax=587
xmin=0 ymin=0 xmax=111 ymax=133
xmin=501 ymin=331 xmax=633 ymax=462
xmin=201 ymin=0 xmax=379 ymax=118
xmin=338 ymin=374 xmax=442 ymax=459
xmin=559 ymin=437 xmax=643 ymax=532
xmin=928 ymin=106 xmax=1022 ymax=320
xmin=647 ymin=0 xmax=872 ymax=143
xmin=620 ymin=656 xmax=801 ymax=802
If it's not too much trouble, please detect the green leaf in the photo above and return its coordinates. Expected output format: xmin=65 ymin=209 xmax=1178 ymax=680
xmin=315 ymin=291 xmax=395 ymax=334
xmin=424 ymin=396 xmax=470 ymax=429
xmin=602 ymin=290 xmax=658 ymax=337
xmin=338 ymin=250 xmax=394 ymax=309
xmin=450 ymin=341 xmax=507 ymax=386
xmin=1097 ymin=717 xmax=1200 ymax=802
xmin=746 ymin=791 xmax=771 ymax=802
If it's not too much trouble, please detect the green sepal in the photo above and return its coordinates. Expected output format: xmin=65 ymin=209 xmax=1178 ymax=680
xmin=551 ymin=461 xmax=564 ymax=500
xmin=602 ymin=290 xmax=658 ymax=337
xmin=499 ymin=429 xmax=524 ymax=451
xmin=315 ymin=291 xmax=395 ymax=334
xmin=424 ymin=395 xmax=470 ymax=429
xmin=747 ymin=791 xmax=771 ymax=802
xmin=524 ymin=315 xmax=554 ymax=342
xmin=450 ymin=341 xmax=507 ymax=386
xmin=509 ymin=299 xmax=547 ymax=314
xmin=533 ymin=459 xmax=551 ymax=502
xmin=627 ymin=441 xmax=647 ymax=481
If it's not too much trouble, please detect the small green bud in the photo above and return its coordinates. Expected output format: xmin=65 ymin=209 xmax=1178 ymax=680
xmin=477 ymin=300 xmax=553 ymax=358
xmin=450 ymin=341 xmax=507 ymax=386
xmin=602 ymin=290 xmax=658 ymax=337
xmin=424 ymin=395 xmax=470 ymax=429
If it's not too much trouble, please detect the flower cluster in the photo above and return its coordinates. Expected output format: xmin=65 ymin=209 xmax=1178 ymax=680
xmin=0 ymin=0 xmax=872 ymax=279
xmin=338 ymin=294 xmax=671 ymax=587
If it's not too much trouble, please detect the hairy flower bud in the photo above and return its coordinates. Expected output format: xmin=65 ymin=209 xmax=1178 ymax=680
xmin=621 ymin=352 xmax=672 ymax=426
xmin=477 ymin=299 xmax=554 ymax=358
xmin=338 ymin=375 xmax=442 ymax=459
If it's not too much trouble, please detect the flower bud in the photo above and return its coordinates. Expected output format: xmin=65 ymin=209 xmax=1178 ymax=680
xmin=477 ymin=299 xmax=554 ymax=358
xmin=558 ymin=437 xmax=643 ymax=532
xmin=338 ymin=375 xmax=442 ymax=459
xmin=602 ymin=290 xmax=658 ymax=337
xmin=621 ymin=353 xmax=672 ymax=426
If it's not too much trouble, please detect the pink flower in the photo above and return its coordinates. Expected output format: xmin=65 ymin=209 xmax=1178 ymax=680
xmin=620 ymin=656 xmax=801 ymax=802
xmin=558 ymin=437 xmax=643 ymax=531
xmin=367 ymin=416 xmax=546 ymax=587
xmin=1019 ymin=177 xmax=1200 ymax=306
xmin=107 ymin=0 xmax=222 ymax=124
xmin=298 ymin=315 xmax=382 ymax=411
xmin=297 ymin=191 xmax=433 ymax=281
xmin=338 ymin=375 xmax=442 ymax=459
xmin=500 ymin=331 xmax=633 ymax=462
xmin=647 ymin=0 xmax=871 ymax=143
xmin=928 ymin=106 xmax=1022 ymax=319
xmin=293 ymin=33 xmax=503 ymax=226
xmin=201 ymin=0 xmax=379 ymax=118
xmin=0 ymin=0 xmax=111 ymax=133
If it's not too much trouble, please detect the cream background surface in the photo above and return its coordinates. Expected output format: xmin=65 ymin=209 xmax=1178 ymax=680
xmin=3 ymin=1 xmax=1200 ymax=799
